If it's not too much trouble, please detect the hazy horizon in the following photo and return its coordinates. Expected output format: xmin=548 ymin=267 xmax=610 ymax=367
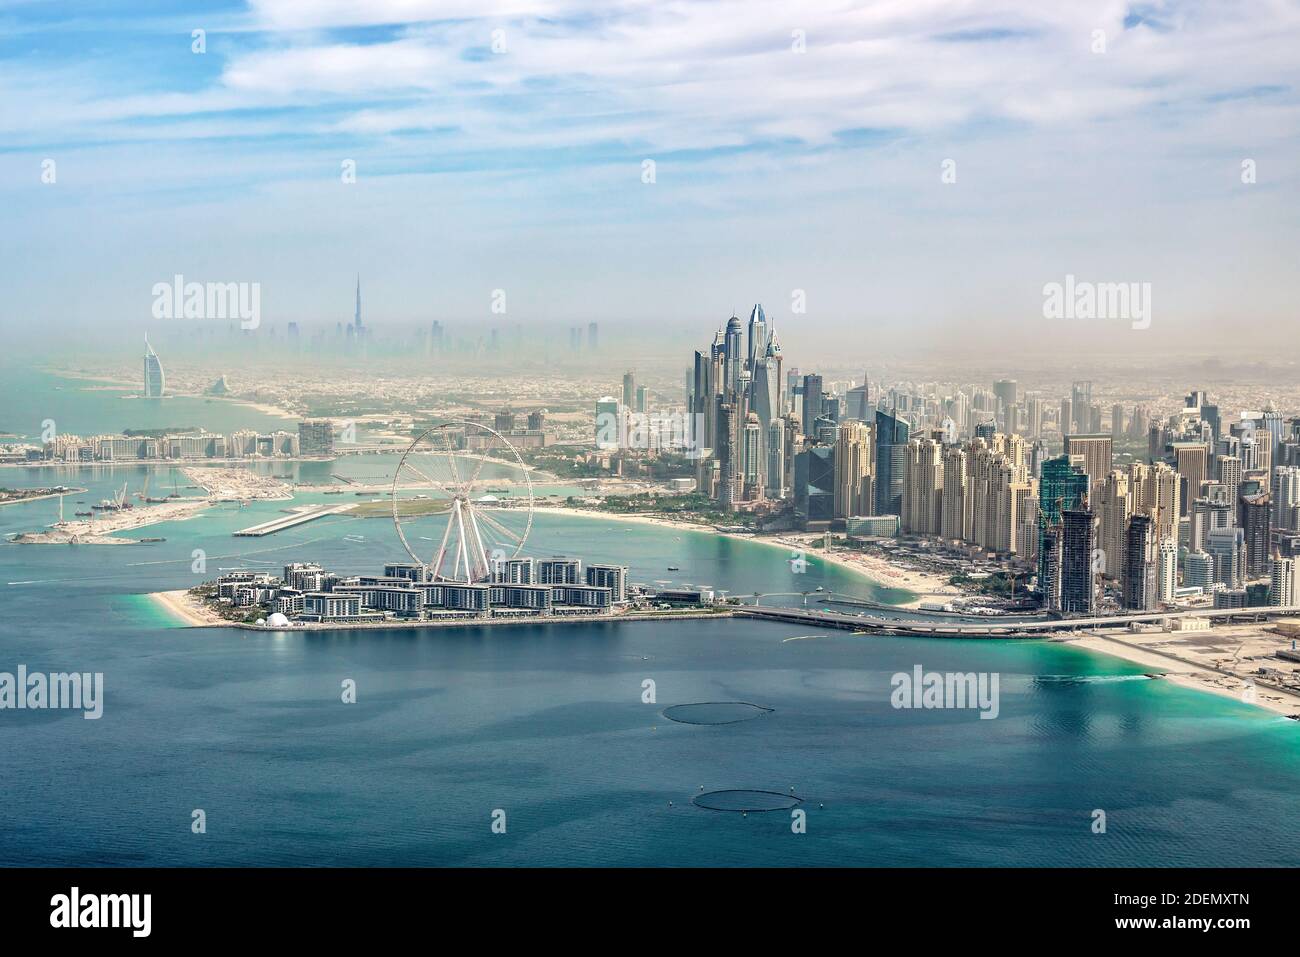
xmin=2 ymin=0 xmax=1298 ymax=357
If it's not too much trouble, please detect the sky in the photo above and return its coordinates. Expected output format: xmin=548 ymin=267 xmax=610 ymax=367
xmin=1 ymin=0 xmax=1298 ymax=357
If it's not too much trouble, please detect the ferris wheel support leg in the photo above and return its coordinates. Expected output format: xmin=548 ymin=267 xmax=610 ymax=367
xmin=430 ymin=501 xmax=455 ymax=581
xmin=454 ymin=500 xmax=473 ymax=582
xmin=466 ymin=506 xmax=492 ymax=581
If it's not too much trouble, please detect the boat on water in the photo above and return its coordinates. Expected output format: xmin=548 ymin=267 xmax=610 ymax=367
xmin=667 ymin=566 xmax=680 ymax=571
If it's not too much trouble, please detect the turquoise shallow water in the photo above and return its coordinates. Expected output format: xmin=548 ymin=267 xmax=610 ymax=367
xmin=1 ymin=368 xmax=1299 ymax=866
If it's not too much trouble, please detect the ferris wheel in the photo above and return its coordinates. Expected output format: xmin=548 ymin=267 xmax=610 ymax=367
xmin=391 ymin=421 xmax=534 ymax=582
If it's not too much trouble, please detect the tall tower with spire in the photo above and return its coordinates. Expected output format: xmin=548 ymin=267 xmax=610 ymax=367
xmin=354 ymin=276 xmax=362 ymax=331
xmin=143 ymin=335 xmax=165 ymax=398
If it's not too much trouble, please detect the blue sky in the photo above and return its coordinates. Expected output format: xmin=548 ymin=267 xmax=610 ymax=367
xmin=1 ymin=0 xmax=1298 ymax=355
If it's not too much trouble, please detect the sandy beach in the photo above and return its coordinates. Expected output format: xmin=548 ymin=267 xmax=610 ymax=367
xmin=10 ymin=496 xmax=215 ymax=544
xmin=151 ymin=589 xmax=229 ymax=627
xmin=526 ymin=506 xmax=951 ymax=605
xmin=1070 ymin=628 xmax=1300 ymax=718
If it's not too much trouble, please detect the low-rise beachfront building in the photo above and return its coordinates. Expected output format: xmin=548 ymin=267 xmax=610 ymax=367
xmin=283 ymin=562 xmax=326 ymax=592
xmin=538 ymin=558 xmax=583 ymax=585
xmin=383 ymin=563 xmax=428 ymax=582
xmin=302 ymin=592 xmax=366 ymax=621
xmin=217 ymin=571 xmax=278 ymax=601
xmin=274 ymin=588 xmax=305 ymax=616
xmin=211 ymin=553 xmax=629 ymax=624
xmin=652 ymin=587 xmax=716 ymax=607
xmin=586 ymin=564 xmax=629 ymax=602
xmin=489 ymin=584 xmax=554 ymax=613
xmin=551 ymin=585 xmax=613 ymax=613
xmin=333 ymin=583 xmax=424 ymax=617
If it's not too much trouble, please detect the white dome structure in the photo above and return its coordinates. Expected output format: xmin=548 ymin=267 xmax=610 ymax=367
xmin=266 ymin=612 xmax=291 ymax=628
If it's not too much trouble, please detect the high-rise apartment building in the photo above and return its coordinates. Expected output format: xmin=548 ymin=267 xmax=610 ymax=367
xmin=941 ymin=446 xmax=968 ymax=542
xmin=834 ymin=420 xmax=873 ymax=520
xmin=298 ymin=420 xmax=334 ymax=457
xmin=1270 ymin=557 xmax=1299 ymax=606
xmin=1239 ymin=492 xmax=1271 ymax=579
xmin=1060 ymin=507 xmax=1098 ymax=615
xmin=1122 ymin=512 xmax=1157 ymax=611
xmin=902 ymin=437 xmax=943 ymax=536
xmin=874 ymin=409 xmax=910 ymax=517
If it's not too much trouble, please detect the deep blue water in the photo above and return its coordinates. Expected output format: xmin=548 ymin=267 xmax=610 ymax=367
xmin=3 ymin=603 xmax=1299 ymax=867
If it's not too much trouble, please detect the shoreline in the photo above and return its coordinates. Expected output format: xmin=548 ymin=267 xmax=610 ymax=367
xmin=1067 ymin=632 xmax=1300 ymax=718
xmin=150 ymin=589 xmax=228 ymax=627
xmin=48 ymin=367 xmax=301 ymax=421
xmin=0 ymin=487 xmax=89 ymax=508
xmin=147 ymin=588 xmax=733 ymax=631
xmin=527 ymin=506 xmax=947 ymax=606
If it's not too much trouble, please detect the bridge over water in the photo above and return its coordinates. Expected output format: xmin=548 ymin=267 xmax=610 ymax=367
xmin=734 ymin=604 xmax=1300 ymax=637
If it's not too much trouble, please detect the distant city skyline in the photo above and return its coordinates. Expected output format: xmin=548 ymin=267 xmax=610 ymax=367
xmin=2 ymin=1 xmax=1298 ymax=353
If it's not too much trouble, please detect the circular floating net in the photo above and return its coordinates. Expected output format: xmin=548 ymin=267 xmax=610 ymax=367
xmin=693 ymin=789 xmax=803 ymax=812
xmin=661 ymin=702 xmax=774 ymax=725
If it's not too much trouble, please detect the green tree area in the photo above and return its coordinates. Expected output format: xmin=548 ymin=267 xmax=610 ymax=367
xmin=947 ymin=570 xmax=1030 ymax=597
xmin=123 ymin=426 xmax=199 ymax=437
xmin=576 ymin=492 xmax=760 ymax=527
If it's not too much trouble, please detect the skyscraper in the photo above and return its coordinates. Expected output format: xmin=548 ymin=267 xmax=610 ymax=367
xmin=742 ymin=412 xmax=762 ymax=494
xmin=793 ymin=445 xmax=835 ymax=527
xmin=801 ymin=374 xmax=823 ymax=439
xmin=750 ymin=334 xmax=784 ymax=491
xmin=765 ymin=420 xmax=786 ymax=500
xmin=1173 ymin=442 xmax=1210 ymax=511
xmin=746 ymin=304 xmax=767 ymax=371
xmin=1038 ymin=455 xmax=1089 ymax=600
xmin=1122 ymin=512 xmax=1157 ymax=610
xmin=1098 ymin=470 xmax=1131 ymax=581
xmin=993 ymin=379 xmax=1018 ymax=410
xmin=1207 ymin=526 xmax=1246 ymax=589
xmin=1064 ymin=433 xmax=1113 ymax=496
xmin=845 ymin=375 xmax=870 ymax=422
xmin=1158 ymin=539 xmax=1178 ymax=603
xmin=875 ymin=409 xmax=911 ymax=517
xmin=354 ymin=275 xmax=362 ymax=331
xmin=1185 ymin=551 xmax=1216 ymax=591
xmin=1239 ymin=492 xmax=1271 ymax=579
xmin=1070 ymin=381 xmax=1092 ymax=432
xmin=941 ymin=446 xmax=969 ymax=542
xmin=595 ymin=397 xmax=620 ymax=449
xmin=1270 ymin=557 xmax=1299 ymax=606
xmin=718 ymin=402 xmax=740 ymax=511
xmin=834 ymin=420 xmax=873 ymax=519
xmin=902 ymin=437 xmax=943 ymax=536
xmin=1060 ymin=507 xmax=1098 ymax=614
xmin=622 ymin=371 xmax=636 ymax=410
xmin=298 ymin=420 xmax=335 ymax=457
xmin=143 ymin=336 xmax=165 ymax=398
xmin=1189 ymin=497 xmax=1234 ymax=554
xmin=724 ymin=315 xmax=743 ymax=398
